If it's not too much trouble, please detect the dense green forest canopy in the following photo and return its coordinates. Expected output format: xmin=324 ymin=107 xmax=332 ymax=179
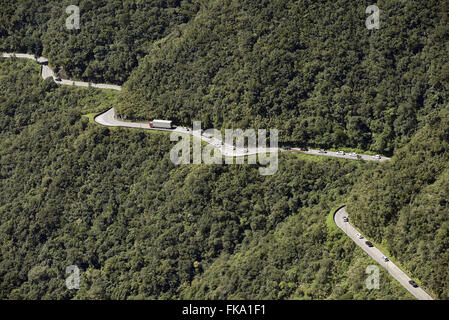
xmin=117 ymin=0 xmax=449 ymax=155
xmin=0 ymin=59 xmax=412 ymax=299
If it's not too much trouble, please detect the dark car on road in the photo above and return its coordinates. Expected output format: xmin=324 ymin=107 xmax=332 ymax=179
xmin=299 ymin=147 xmax=308 ymax=151
xmin=409 ymin=280 xmax=419 ymax=288
xmin=283 ymin=146 xmax=291 ymax=150
xmin=342 ymin=216 xmax=348 ymax=222
xmin=365 ymin=241 xmax=374 ymax=247
xmin=54 ymin=77 xmax=62 ymax=82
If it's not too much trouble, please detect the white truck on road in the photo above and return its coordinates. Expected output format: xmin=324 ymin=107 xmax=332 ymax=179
xmin=149 ymin=119 xmax=173 ymax=129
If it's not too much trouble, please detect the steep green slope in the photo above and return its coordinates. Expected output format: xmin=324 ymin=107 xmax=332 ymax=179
xmin=0 ymin=60 xmax=412 ymax=299
xmin=118 ymin=0 xmax=449 ymax=154
xmin=0 ymin=0 xmax=199 ymax=84
xmin=347 ymin=107 xmax=449 ymax=299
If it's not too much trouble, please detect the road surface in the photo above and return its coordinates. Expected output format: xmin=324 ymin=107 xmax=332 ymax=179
xmin=1 ymin=52 xmax=390 ymax=161
xmin=95 ymin=108 xmax=392 ymax=160
xmin=334 ymin=207 xmax=434 ymax=300
xmin=5 ymin=51 xmax=429 ymax=300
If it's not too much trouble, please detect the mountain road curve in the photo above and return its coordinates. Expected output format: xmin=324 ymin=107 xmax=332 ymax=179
xmin=334 ymin=207 xmax=434 ymax=300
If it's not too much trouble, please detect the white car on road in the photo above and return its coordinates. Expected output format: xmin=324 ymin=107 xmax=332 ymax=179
xmin=356 ymin=233 xmax=363 ymax=239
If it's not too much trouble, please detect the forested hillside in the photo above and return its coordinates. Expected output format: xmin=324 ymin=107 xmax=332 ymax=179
xmin=118 ymin=0 xmax=449 ymax=154
xmin=0 ymin=59 xmax=412 ymax=299
xmin=0 ymin=0 xmax=199 ymax=84
xmin=347 ymin=107 xmax=449 ymax=299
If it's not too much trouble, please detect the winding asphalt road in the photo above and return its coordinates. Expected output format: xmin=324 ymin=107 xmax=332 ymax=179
xmin=95 ymin=108 xmax=276 ymax=157
xmin=334 ymin=207 xmax=434 ymax=300
xmin=1 ymin=52 xmax=390 ymax=161
xmin=1 ymin=53 xmax=121 ymax=91
xmin=293 ymin=148 xmax=390 ymax=162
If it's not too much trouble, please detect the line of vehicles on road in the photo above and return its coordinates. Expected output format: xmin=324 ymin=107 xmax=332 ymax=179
xmin=282 ymin=147 xmax=382 ymax=159
xmin=342 ymin=215 xmax=420 ymax=289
